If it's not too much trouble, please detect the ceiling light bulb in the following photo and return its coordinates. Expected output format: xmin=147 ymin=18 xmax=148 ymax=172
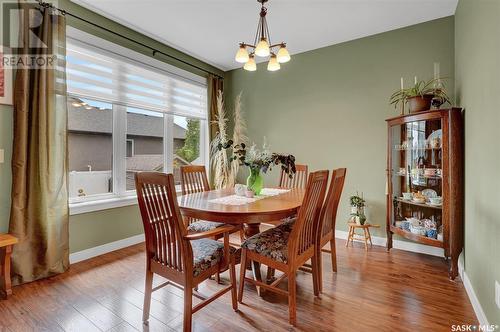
xmin=72 ymin=102 xmax=82 ymax=107
xmin=235 ymin=45 xmax=249 ymax=63
xmin=277 ymin=46 xmax=290 ymax=63
xmin=267 ymin=54 xmax=280 ymax=71
xmin=255 ymin=38 xmax=270 ymax=57
xmin=84 ymin=106 xmax=92 ymax=110
xmin=244 ymin=55 xmax=257 ymax=71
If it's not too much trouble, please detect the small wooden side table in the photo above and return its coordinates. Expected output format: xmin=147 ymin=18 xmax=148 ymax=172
xmin=346 ymin=222 xmax=380 ymax=251
xmin=0 ymin=234 xmax=18 ymax=299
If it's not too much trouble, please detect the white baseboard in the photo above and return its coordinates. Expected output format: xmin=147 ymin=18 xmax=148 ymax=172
xmin=335 ymin=229 xmax=444 ymax=257
xmin=458 ymin=258 xmax=490 ymax=326
xmin=69 ymin=234 xmax=145 ymax=264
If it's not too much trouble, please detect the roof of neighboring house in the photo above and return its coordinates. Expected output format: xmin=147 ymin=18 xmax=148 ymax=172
xmin=126 ymin=154 xmax=190 ymax=172
xmin=68 ymin=97 xmax=186 ymax=139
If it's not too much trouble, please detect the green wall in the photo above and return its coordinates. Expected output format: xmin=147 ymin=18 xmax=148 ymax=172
xmin=225 ymin=17 xmax=455 ymax=238
xmin=455 ymin=0 xmax=500 ymax=324
xmin=0 ymin=0 xmax=223 ymax=252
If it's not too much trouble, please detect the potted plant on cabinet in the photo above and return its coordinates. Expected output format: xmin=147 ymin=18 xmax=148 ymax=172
xmin=350 ymin=193 xmax=366 ymax=225
xmin=390 ymin=78 xmax=451 ymax=113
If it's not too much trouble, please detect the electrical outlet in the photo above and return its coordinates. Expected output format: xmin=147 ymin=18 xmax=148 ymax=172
xmin=0 ymin=149 xmax=4 ymax=164
xmin=496 ymin=280 xmax=500 ymax=309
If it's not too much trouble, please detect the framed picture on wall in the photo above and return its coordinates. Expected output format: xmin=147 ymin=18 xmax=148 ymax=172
xmin=0 ymin=46 xmax=13 ymax=105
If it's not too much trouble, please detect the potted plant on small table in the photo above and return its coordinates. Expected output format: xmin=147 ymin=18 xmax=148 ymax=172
xmin=350 ymin=193 xmax=366 ymax=225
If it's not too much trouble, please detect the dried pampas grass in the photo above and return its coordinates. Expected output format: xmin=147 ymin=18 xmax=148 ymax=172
xmin=210 ymin=90 xmax=248 ymax=189
xmin=210 ymin=90 xmax=231 ymax=189
xmin=229 ymin=92 xmax=248 ymax=186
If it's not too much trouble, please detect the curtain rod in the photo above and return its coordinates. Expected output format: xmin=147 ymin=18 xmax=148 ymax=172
xmin=37 ymin=1 xmax=224 ymax=80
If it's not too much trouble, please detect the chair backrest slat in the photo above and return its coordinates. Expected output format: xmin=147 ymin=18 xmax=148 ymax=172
xmin=288 ymin=170 xmax=329 ymax=259
xmin=181 ymin=165 xmax=210 ymax=195
xmin=135 ymin=172 xmax=191 ymax=273
xmin=320 ymin=168 xmax=347 ymax=237
xmin=279 ymin=164 xmax=308 ymax=189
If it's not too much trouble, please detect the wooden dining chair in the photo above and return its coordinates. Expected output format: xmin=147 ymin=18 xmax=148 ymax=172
xmin=135 ymin=172 xmax=238 ymax=332
xmin=279 ymin=164 xmax=308 ymax=189
xmin=180 ymin=165 xmax=226 ymax=233
xmin=238 ymin=170 xmax=329 ymax=326
xmin=315 ymin=168 xmax=347 ymax=292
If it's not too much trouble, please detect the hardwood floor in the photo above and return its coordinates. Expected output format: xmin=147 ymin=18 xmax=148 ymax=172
xmin=0 ymin=238 xmax=476 ymax=332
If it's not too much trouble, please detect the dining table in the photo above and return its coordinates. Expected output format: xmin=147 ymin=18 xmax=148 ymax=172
xmin=177 ymin=186 xmax=305 ymax=292
xmin=177 ymin=187 xmax=305 ymax=239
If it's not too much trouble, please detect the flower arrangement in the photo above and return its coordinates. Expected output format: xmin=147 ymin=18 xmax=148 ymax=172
xmin=227 ymin=141 xmax=296 ymax=195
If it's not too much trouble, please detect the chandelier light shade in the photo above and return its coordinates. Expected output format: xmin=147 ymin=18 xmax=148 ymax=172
xmin=255 ymin=38 xmax=270 ymax=57
xmin=235 ymin=45 xmax=250 ymax=63
xmin=235 ymin=0 xmax=290 ymax=72
xmin=277 ymin=45 xmax=290 ymax=63
xmin=267 ymin=54 xmax=280 ymax=71
xmin=243 ymin=54 xmax=257 ymax=71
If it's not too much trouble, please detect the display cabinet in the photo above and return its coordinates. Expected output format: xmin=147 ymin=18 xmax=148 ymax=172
xmin=386 ymin=108 xmax=463 ymax=279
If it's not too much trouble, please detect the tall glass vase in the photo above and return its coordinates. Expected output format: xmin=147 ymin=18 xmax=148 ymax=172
xmin=246 ymin=167 xmax=264 ymax=195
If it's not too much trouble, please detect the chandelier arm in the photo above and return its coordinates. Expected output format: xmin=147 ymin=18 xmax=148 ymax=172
xmin=254 ymin=15 xmax=262 ymax=46
xmin=264 ymin=13 xmax=272 ymax=46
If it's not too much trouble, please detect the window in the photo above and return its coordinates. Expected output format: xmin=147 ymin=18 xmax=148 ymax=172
xmin=125 ymin=107 xmax=164 ymax=191
xmin=66 ymin=30 xmax=208 ymax=212
xmin=68 ymin=98 xmax=113 ymax=199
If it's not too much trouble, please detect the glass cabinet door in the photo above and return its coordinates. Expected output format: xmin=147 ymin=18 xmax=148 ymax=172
xmin=390 ymin=118 xmax=443 ymax=244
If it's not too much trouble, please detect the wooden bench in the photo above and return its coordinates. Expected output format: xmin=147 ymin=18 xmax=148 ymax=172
xmin=1 ymin=234 xmax=18 ymax=299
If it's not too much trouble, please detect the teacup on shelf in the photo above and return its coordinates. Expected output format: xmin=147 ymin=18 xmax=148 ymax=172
xmin=402 ymin=192 xmax=413 ymax=200
xmin=429 ymin=197 xmax=443 ymax=205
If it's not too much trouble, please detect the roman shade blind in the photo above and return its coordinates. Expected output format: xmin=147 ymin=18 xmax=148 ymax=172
xmin=66 ymin=41 xmax=207 ymax=119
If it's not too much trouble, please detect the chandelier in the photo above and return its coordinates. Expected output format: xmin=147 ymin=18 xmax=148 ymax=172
xmin=235 ymin=0 xmax=290 ymax=71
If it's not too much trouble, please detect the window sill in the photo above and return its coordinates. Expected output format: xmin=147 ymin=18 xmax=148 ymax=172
xmin=69 ymin=196 xmax=138 ymax=215
xmin=69 ymin=189 xmax=184 ymax=215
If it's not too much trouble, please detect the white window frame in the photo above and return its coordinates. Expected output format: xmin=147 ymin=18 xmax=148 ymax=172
xmin=68 ymin=28 xmax=209 ymax=215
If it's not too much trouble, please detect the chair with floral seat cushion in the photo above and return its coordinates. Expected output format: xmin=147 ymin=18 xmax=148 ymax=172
xmin=276 ymin=168 xmax=346 ymax=293
xmin=180 ymin=165 xmax=241 ymax=235
xmin=241 ymin=226 xmax=290 ymax=263
xmin=238 ymin=170 xmax=329 ymax=326
xmin=135 ymin=172 xmax=238 ymax=332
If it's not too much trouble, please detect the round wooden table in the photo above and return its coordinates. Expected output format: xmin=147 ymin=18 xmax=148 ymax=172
xmin=177 ymin=187 xmax=305 ymax=238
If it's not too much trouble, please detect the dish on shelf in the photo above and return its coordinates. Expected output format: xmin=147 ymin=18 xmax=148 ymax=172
xmin=428 ymin=129 xmax=442 ymax=146
xmin=427 ymin=202 xmax=443 ymax=207
xmin=424 ymin=168 xmax=438 ymax=176
xmin=421 ymin=189 xmax=438 ymax=200
xmin=426 ymin=229 xmax=438 ymax=239
xmin=410 ymin=224 xmax=427 ymax=236
xmin=412 ymin=197 xmax=426 ymax=204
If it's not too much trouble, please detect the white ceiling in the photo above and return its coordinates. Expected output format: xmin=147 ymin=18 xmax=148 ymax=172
xmin=72 ymin=0 xmax=458 ymax=71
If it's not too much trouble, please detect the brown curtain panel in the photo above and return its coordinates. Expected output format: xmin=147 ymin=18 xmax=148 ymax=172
xmin=9 ymin=4 xmax=69 ymax=284
xmin=208 ymin=74 xmax=224 ymax=140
